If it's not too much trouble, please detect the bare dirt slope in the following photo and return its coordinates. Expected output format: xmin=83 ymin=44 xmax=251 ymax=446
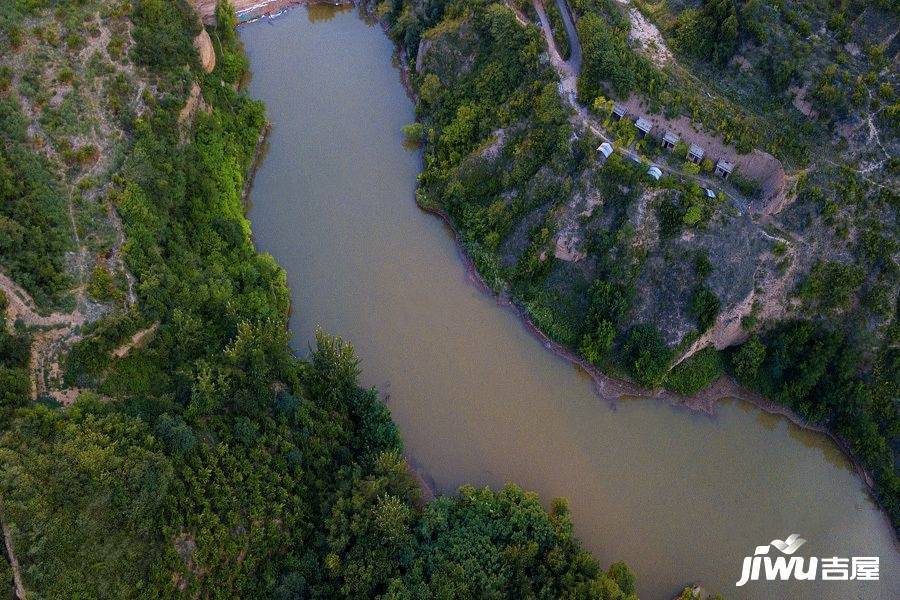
xmin=1 ymin=272 xmax=85 ymax=404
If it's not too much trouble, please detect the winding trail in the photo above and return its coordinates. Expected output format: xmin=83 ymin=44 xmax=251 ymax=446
xmin=107 ymin=204 xmax=138 ymax=306
xmin=0 ymin=271 xmax=85 ymax=402
xmin=530 ymin=0 xmax=799 ymax=358
xmin=552 ymin=0 xmax=580 ymax=73
xmin=0 ymin=500 xmax=26 ymax=600
xmin=0 ymin=273 xmax=81 ymax=329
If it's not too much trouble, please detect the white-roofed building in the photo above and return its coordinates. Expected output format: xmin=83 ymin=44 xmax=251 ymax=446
xmin=687 ymin=143 xmax=705 ymax=164
xmin=635 ymin=117 xmax=652 ymax=136
xmin=714 ymin=159 xmax=735 ymax=179
xmin=662 ymin=131 xmax=679 ymax=149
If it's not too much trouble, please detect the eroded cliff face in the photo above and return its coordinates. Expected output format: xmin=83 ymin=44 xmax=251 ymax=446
xmin=190 ymin=0 xmax=220 ymax=23
xmin=194 ymin=28 xmax=216 ymax=72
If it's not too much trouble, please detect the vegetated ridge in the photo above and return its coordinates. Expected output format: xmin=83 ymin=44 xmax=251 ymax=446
xmin=0 ymin=0 xmax=658 ymax=598
xmin=377 ymin=0 xmax=899 ymax=530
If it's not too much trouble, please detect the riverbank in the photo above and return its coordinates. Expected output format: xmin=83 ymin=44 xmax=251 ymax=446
xmin=242 ymin=123 xmax=271 ymax=204
xmin=233 ymin=0 xmax=896 ymax=541
xmin=416 ymin=199 xmax=899 ymax=542
xmin=193 ymin=0 xmax=353 ymax=24
xmin=389 ymin=1 xmax=898 ymax=538
xmin=238 ymin=9 xmax=899 ymax=595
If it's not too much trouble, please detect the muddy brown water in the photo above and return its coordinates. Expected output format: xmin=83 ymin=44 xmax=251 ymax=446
xmin=240 ymin=7 xmax=898 ymax=599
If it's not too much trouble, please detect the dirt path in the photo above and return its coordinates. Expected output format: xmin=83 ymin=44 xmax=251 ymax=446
xmin=533 ymin=0 xmax=579 ymax=100
xmin=0 ymin=273 xmax=83 ymax=329
xmin=533 ymin=0 xmax=780 ymax=216
xmin=107 ymin=204 xmax=137 ymax=307
xmin=532 ymin=0 xmax=797 ymax=323
xmin=0 ymin=500 xmax=26 ymax=600
xmin=111 ymin=322 xmax=159 ymax=359
xmin=552 ymin=0 xmax=581 ymax=73
xmin=1 ymin=271 xmax=86 ymax=403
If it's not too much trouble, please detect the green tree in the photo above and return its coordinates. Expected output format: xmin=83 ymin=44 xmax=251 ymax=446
xmin=581 ymin=319 xmax=615 ymax=365
xmin=402 ymin=122 xmax=425 ymax=144
xmin=608 ymin=561 xmax=636 ymax=596
xmin=665 ymin=347 xmax=723 ymax=395
xmin=623 ymin=324 xmax=672 ymax=387
xmin=732 ymin=335 xmax=765 ymax=383
xmin=691 ymin=287 xmax=720 ymax=331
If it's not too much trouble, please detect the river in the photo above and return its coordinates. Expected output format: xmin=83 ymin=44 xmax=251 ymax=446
xmin=240 ymin=7 xmax=898 ymax=598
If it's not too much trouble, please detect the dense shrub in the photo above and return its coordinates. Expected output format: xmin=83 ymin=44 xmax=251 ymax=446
xmin=665 ymin=346 xmax=723 ymax=395
xmin=730 ymin=322 xmax=899 ymax=528
xmin=670 ymin=0 xmax=739 ymax=65
xmin=623 ymin=323 xmax=671 ymax=387
xmin=0 ymin=98 xmax=72 ymax=306
xmin=690 ymin=287 xmax=720 ymax=331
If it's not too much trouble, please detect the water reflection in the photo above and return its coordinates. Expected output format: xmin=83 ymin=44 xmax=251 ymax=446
xmin=306 ymin=2 xmax=354 ymax=22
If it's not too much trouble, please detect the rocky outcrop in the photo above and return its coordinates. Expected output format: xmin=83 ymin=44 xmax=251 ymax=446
xmin=414 ymin=37 xmax=433 ymax=73
xmin=178 ymin=82 xmax=211 ymax=129
xmin=190 ymin=0 xmax=219 ymax=24
xmin=630 ymin=202 xmax=775 ymax=349
xmin=415 ymin=17 xmax=479 ymax=82
xmin=194 ymin=28 xmax=216 ymax=73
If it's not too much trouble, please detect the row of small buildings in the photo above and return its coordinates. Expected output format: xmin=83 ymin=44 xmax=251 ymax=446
xmin=597 ymin=141 xmax=667 ymax=181
xmin=597 ymin=142 xmax=717 ymax=195
xmin=610 ymin=104 xmax=735 ymax=179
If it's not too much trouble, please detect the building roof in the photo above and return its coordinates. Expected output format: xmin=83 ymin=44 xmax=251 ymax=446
xmin=663 ymin=131 xmax=679 ymax=144
xmin=647 ymin=165 xmax=662 ymax=180
xmin=635 ymin=117 xmax=652 ymax=132
xmin=688 ymin=143 xmax=704 ymax=158
xmin=612 ymin=104 xmax=627 ymax=116
xmin=715 ymin=159 xmax=735 ymax=173
xmin=597 ymin=142 xmax=614 ymax=157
